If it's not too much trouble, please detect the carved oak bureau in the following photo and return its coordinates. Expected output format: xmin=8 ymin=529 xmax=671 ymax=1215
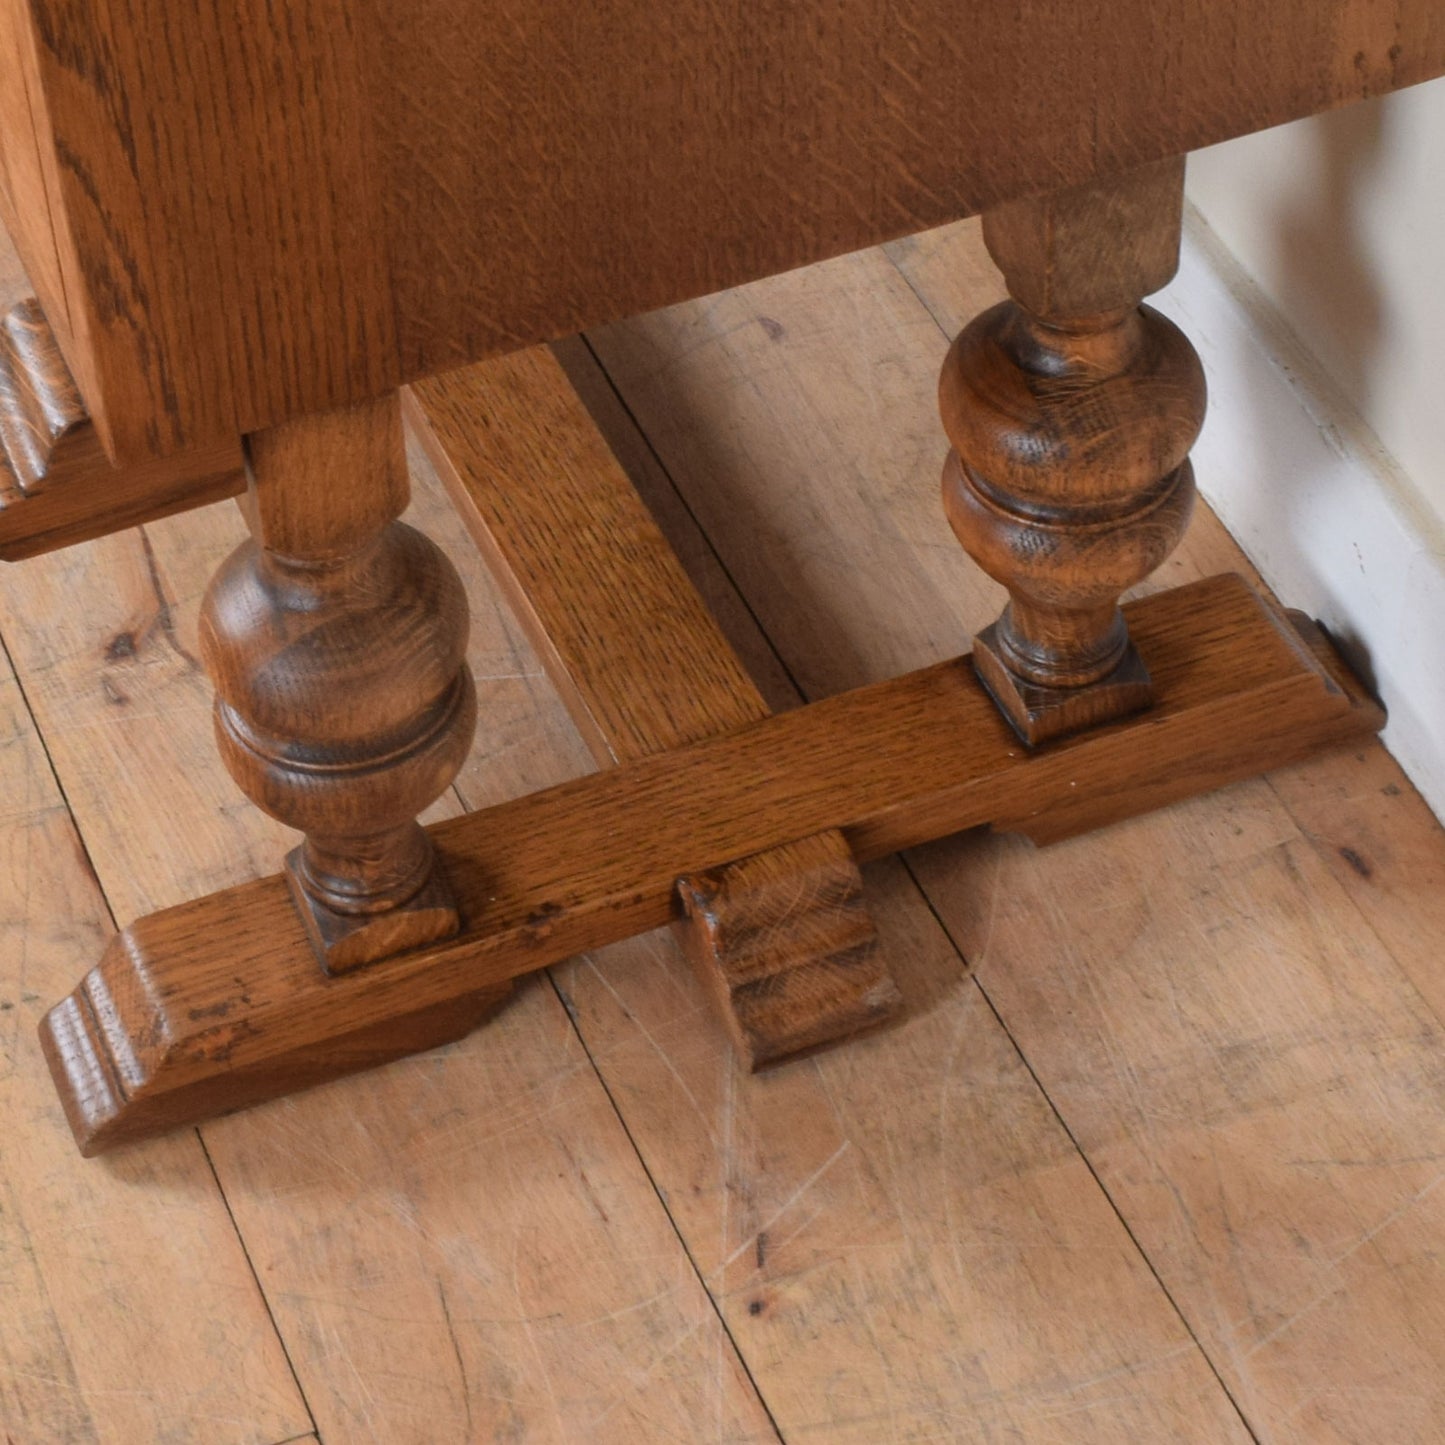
xmin=0 ymin=0 xmax=1439 ymax=1151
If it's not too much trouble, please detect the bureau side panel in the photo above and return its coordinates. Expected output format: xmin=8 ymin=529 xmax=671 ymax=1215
xmin=373 ymin=0 xmax=1445 ymax=381
xmin=17 ymin=0 xmax=1445 ymax=460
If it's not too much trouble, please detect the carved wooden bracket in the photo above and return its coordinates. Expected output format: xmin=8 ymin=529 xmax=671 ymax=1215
xmin=0 ymin=296 xmax=103 ymax=497
xmin=0 ymin=297 xmax=246 ymax=558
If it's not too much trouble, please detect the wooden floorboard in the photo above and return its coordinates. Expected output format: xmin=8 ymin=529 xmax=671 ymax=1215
xmin=1 ymin=211 xmax=1442 ymax=1442
xmin=423 ymin=381 xmax=1254 ymax=1441
xmin=0 ymin=656 xmax=312 ymax=1444
xmin=585 ymin=219 xmax=1445 ymax=1445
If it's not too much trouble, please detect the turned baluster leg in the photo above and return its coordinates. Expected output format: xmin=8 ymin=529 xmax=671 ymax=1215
xmin=199 ymin=393 xmax=476 ymax=972
xmin=941 ymin=156 xmax=1206 ymax=745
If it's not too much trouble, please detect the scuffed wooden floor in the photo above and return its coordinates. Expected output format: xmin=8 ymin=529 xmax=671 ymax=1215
xmin=2 ymin=214 xmax=1444 ymax=1444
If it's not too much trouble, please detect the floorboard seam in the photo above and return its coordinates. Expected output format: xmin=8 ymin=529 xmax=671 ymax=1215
xmin=0 ymin=627 xmax=114 ymax=932
xmin=884 ymin=235 xmax=1445 ymax=1078
xmin=892 ymin=859 xmax=1259 ymax=1444
xmin=197 ymin=1131 xmax=323 ymax=1443
xmin=963 ymin=953 xmax=1263 ymax=1442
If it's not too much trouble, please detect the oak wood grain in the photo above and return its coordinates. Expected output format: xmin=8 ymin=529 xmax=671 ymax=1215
xmin=945 ymin=158 xmax=1204 ymax=741
xmin=0 ymin=0 xmax=67 ymax=345
xmin=491 ymin=345 xmax=1259 ymax=1442
xmin=0 ymin=295 xmax=94 ymax=495
xmin=0 ymin=269 xmax=299 ymax=1445
xmin=202 ymin=394 xmax=475 ymax=969
xmin=40 ymin=572 xmax=1380 ymax=1150
xmin=8 ymin=0 xmax=1444 ymax=459
xmin=1 ymin=173 xmax=1439 ymax=1444
xmin=0 ymin=296 xmax=245 ymax=559
xmin=410 ymin=355 xmax=1260 ymax=1442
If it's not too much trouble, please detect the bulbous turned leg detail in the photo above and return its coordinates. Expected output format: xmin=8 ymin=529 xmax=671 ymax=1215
xmin=199 ymin=393 xmax=476 ymax=972
xmin=941 ymin=156 xmax=1206 ymax=745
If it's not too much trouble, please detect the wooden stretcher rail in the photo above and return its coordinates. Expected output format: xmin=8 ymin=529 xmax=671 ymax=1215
xmin=405 ymin=350 xmax=902 ymax=1068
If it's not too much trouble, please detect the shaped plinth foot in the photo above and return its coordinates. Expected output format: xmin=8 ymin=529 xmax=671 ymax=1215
xmin=678 ymin=833 xmax=901 ymax=1070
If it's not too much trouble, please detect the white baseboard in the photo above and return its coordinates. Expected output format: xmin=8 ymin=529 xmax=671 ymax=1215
xmin=1153 ymin=206 xmax=1445 ymax=822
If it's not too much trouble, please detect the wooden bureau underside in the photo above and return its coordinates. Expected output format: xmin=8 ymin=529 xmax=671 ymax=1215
xmin=3 ymin=0 xmax=1443 ymax=461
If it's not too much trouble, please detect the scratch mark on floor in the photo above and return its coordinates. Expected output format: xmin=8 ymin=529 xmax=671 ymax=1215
xmin=437 ymin=1278 xmax=473 ymax=1436
xmin=716 ymin=1140 xmax=850 ymax=1274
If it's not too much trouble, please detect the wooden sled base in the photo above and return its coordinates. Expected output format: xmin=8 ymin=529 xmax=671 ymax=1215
xmin=42 ymin=571 xmax=1381 ymax=1154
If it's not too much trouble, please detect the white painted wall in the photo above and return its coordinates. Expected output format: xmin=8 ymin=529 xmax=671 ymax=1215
xmin=1167 ymin=81 xmax=1445 ymax=819
xmin=1189 ymin=82 xmax=1445 ymax=535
